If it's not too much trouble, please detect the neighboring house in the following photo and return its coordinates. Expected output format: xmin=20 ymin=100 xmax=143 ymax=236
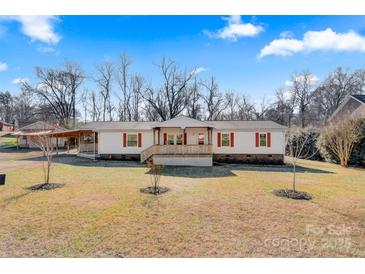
xmin=14 ymin=121 xmax=67 ymax=148
xmin=51 ymin=116 xmax=287 ymax=166
xmin=328 ymin=94 xmax=365 ymax=124
xmin=0 ymin=121 xmax=15 ymax=132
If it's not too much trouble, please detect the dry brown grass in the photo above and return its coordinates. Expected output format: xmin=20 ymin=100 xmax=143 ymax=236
xmin=0 ymin=152 xmax=364 ymax=257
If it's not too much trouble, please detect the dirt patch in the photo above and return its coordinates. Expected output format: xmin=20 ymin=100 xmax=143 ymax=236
xmin=272 ymin=189 xmax=312 ymax=200
xmin=140 ymin=186 xmax=170 ymax=195
xmin=27 ymin=183 xmax=65 ymax=191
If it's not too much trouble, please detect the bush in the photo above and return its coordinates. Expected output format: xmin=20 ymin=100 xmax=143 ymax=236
xmin=285 ymin=126 xmax=322 ymax=161
xmin=317 ymin=118 xmax=365 ymax=167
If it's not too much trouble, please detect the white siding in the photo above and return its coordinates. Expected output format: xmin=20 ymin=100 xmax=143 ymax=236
xmin=98 ymin=130 xmax=153 ymax=154
xmin=212 ymin=130 xmax=285 ymax=154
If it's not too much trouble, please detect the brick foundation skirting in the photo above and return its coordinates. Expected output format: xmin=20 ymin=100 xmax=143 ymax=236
xmin=213 ymin=154 xmax=284 ymax=164
xmin=99 ymin=154 xmax=140 ymax=161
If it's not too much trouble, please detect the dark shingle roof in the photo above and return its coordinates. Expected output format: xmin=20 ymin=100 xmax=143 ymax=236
xmin=352 ymin=94 xmax=365 ymax=104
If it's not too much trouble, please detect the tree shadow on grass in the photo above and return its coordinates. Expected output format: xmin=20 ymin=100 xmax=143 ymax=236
xmin=145 ymin=163 xmax=334 ymax=178
xmin=0 ymin=191 xmax=33 ymax=209
xmin=19 ymin=154 xmax=145 ymax=168
xmin=225 ymin=163 xmax=335 ymax=174
xmin=146 ymin=166 xmax=237 ymax=178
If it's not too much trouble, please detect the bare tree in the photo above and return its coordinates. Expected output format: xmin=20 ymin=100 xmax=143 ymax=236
xmin=311 ymin=67 xmax=365 ymax=124
xmin=116 ymin=52 xmax=132 ymax=121
xmin=237 ymin=94 xmax=255 ymax=120
xmin=202 ymin=76 xmax=225 ymax=120
xmin=290 ymin=71 xmax=316 ymax=128
xmin=94 ymin=62 xmax=114 ymax=121
xmin=21 ymin=62 xmax=84 ymax=128
xmin=318 ymin=118 xmax=363 ymax=167
xmin=286 ymin=127 xmax=318 ymax=191
xmin=0 ymin=91 xmax=15 ymax=123
xmin=224 ymin=90 xmax=239 ymax=120
xmin=141 ymin=58 xmax=193 ymax=121
xmin=28 ymin=133 xmax=55 ymax=186
xmin=89 ymin=91 xmax=102 ymax=122
xmin=254 ymin=97 xmax=270 ymax=120
xmin=80 ymin=89 xmax=89 ymax=124
xmin=130 ymin=75 xmax=144 ymax=121
xmin=186 ymin=77 xmax=202 ymax=119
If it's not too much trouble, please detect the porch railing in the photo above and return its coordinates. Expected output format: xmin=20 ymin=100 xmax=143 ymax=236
xmin=79 ymin=143 xmax=97 ymax=153
xmin=140 ymin=144 xmax=212 ymax=163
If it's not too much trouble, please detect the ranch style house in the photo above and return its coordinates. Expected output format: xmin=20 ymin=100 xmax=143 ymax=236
xmin=30 ymin=116 xmax=286 ymax=167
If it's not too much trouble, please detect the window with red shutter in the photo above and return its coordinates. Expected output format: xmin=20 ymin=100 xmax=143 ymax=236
xmin=255 ymin=132 xmax=259 ymax=147
xmin=217 ymin=132 xmax=221 ymax=147
xmin=230 ymin=132 xmax=234 ymax=147
xmin=123 ymin=133 xmax=127 ymax=147
xmin=138 ymin=133 xmax=142 ymax=147
xmin=267 ymin=132 xmax=271 ymax=147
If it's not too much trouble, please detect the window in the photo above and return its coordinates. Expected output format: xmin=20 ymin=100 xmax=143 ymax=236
xmin=168 ymin=134 xmax=175 ymax=145
xmin=176 ymin=134 xmax=183 ymax=145
xmin=222 ymin=133 xmax=230 ymax=147
xmin=127 ymin=134 xmax=137 ymax=147
xmin=259 ymin=133 xmax=267 ymax=147
xmin=198 ymin=133 xmax=205 ymax=145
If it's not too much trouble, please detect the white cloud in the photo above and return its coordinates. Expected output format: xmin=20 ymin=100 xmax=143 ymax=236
xmin=0 ymin=62 xmax=8 ymax=72
xmin=259 ymin=28 xmax=365 ymax=58
xmin=205 ymin=15 xmax=263 ymax=41
xmin=2 ymin=16 xmax=60 ymax=44
xmin=191 ymin=67 xmax=207 ymax=75
xmin=37 ymin=45 xmax=57 ymax=53
xmin=285 ymin=74 xmax=319 ymax=87
xmin=11 ymin=77 xmax=28 ymax=85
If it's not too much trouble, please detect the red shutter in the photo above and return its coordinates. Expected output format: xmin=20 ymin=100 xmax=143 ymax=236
xmin=138 ymin=133 xmax=142 ymax=147
xmin=255 ymin=132 xmax=259 ymax=147
xmin=230 ymin=132 xmax=234 ymax=147
xmin=184 ymin=132 xmax=187 ymax=145
xmin=217 ymin=132 xmax=221 ymax=147
xmin=163 ymin=133 xmax=167 ymax=145
xmin=267 ymin=132 xmax=271 ymax=147
xmin=123 ymin=133 xmax=127 ymax=147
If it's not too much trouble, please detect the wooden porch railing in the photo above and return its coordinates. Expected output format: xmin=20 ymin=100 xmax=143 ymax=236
xmin=140 ymin=144 xmax=213 ymax=163
xmin=79 ymin=143 xmax=97 ymax=153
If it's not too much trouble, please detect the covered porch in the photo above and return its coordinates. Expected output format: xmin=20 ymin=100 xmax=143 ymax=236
xmin=48 ymin=129 xmax=98 ymax=159
xmin=141 ymin=117 xmax=215 ymax=166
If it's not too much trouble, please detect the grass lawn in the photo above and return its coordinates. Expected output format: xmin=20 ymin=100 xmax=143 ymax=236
xmin=0 ymin=132 xmax=17 ymax=149
xmin=0 ymin=151 xmax=364 ymax=257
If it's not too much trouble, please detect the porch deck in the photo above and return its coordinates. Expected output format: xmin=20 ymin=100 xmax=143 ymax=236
xmin=141 ymin=144 xmax=213 ymax=163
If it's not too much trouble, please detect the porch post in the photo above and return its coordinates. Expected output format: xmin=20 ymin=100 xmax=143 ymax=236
xmin=56 ymin=137 xmax=59 ymax=155
xmin=157 ymin=128 xmax=160 ymax=145
xmin=93 ymin=132 xmax=96 ymax=156
xmin=67 ymin=137 xmax=70 ymax=153
xmin=153 ymin=128 xmax=155 ymax=145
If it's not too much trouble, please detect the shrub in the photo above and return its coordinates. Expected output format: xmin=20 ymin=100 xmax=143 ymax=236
xmin=317 ymin=118 xmax=364 ymax=167
xmin=285 ymin=126 xmax=322 ymax=161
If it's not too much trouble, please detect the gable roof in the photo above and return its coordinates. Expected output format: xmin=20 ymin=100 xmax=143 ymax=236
xmin=79 ymin=121 xmax=157 ymax=131
xmin=18 ymin=121 xmax=66 ymax=132
xmin=80 ymin=116 xmax=286 ymax=131
xmin=328 ymin=94 xmax=365 ymax=122
xmin=155 ymin=116 xmax=212 ymax=128
xmin=207 ymin=120 xmax=287 ymax=130
xmin=351 ymin=94 xmax=365 ymax=104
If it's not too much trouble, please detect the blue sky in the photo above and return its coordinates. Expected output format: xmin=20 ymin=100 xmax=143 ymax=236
xmin=1 ymin=15 xmax=365 ymax=101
